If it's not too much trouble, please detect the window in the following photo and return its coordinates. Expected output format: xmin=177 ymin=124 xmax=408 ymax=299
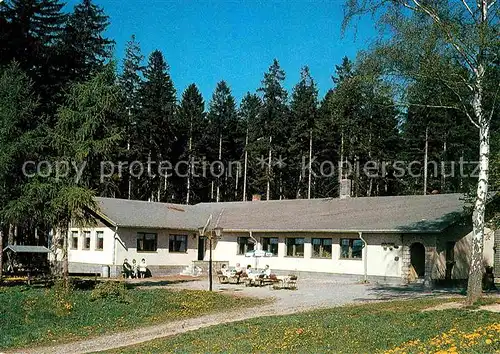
xmin=169 ymin=235 xmax=187 ymax=253
xmin=261 ymin=237 xmax=278 ymax=256
xmin=237 ymin=237 xmax=254 ymax=255
xmin=312 ymin=238 xmax=332 ymax=258
xmin=82 ymin=231 xmax=91 ymax=250
xmin=71 ymin=231 xmax=78 ymax=249
xmin=137 ymin=232 xmax=157 ymax=252
xmin=96 ymin=231 xmax=104 ymax=250
xmin=340 ymin=238 xmax=363 ymax=259
xmin=286 ymin=238 xmax=304 ymax=257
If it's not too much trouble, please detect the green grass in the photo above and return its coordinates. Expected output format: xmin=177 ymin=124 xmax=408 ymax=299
xmin=0 ymin=283 xmax=259 ymax=350
xmin=108 ymin=297 xmax=500 ymax=354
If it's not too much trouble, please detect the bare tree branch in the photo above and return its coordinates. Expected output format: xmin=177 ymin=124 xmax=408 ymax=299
xmin=402 ymin=0 xmax=478 ymax=71
xmin=461 ymin=0 xmax=476 ymax=19
xmin=487 ymin=82 xmax=499 ymax=123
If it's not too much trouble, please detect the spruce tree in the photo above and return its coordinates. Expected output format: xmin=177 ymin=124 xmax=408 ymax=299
xmin=175 ymin=84 xmax=207 ymax=204
xmin=138 ymin=50 xmax=176 ymax=202
xmin=289 ymin=66 xmax=318 ymax=199
xmin=257 ymin=59 xmax=289 ymax=200
xmin=0 ymin=0 xmax=66 ymax=101
xmin=59 ymin=0 xmax=114 ymax=83
xmin=118 ymin=35 xmax=144 ymax=199
xmin=207 ymin=81 xmax=238 ymax=202
xmin=239 ymin=93 xmax=262 ymax=201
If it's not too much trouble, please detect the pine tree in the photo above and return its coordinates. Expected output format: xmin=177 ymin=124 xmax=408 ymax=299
xmin=59 ymin=0 xmax=114 ymax=83
xmin=138 ymin=50 xmax=177 ymax=202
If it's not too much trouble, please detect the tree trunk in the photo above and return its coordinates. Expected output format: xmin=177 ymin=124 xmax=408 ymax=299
xmin=466 ymin=63 xmax=488 ymax=305
xmin=308 ymin=129 xmax=313 ymax=199
xmin=441 ymin=140 xmax=447 ymax=192
xmin=8 ymin=224 xmax=14 ymax=245
xmin=423 ymin=126 xmax=429 ymax=195
xmin=216 ymin=134 xmax=222 ymax=203
xmin=61 ymin=226 xmax=69 ymax=288
xmin=0 ymin=229 xmax=3 ymax=280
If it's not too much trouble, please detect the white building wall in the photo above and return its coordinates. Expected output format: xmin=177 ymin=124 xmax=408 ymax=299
xmin=68 ymin=226 xmax=115 ymax=265
xmin=114 ymin=228 xmax=196 ymax=266
xmin=212 ymin=232 xmax=404 ymax=278
xmin=68 ymin=226 xmax=197 ymax=267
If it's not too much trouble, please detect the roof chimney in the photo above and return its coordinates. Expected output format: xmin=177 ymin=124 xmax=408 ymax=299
xmin=252 ymin=194 xmax=261 ymax=201
xmin=339 ymin=179 xmax=352 ymax=199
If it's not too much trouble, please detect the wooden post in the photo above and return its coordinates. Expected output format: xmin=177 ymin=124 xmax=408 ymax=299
xmin=208 ymin=234 xmax=213 ymax=291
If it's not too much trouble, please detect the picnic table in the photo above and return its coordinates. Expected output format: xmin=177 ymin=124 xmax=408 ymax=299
xmin=271 ymin=275 xmax=298 ymax=290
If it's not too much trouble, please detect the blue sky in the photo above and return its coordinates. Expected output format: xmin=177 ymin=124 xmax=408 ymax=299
xmin=67 ymin=0 xmax=376 ymax=104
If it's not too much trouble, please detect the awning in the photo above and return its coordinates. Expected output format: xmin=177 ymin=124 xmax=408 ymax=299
xmin=3 ymin=245 xmax=50 ymax=253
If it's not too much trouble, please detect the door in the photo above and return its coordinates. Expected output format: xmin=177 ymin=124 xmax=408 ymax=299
xmin=198 ymin=236 xmax=205 ymax=261
xmin=445 ymin=241 xmax=456 ymax=280
xmin=410 ymin=242 xmax=425 ymax=278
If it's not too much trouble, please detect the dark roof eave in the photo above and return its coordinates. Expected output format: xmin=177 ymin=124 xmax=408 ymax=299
xmin=217 ymin=228 xmax=445 ymax=234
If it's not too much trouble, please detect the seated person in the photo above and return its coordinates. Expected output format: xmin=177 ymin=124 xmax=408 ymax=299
xmin=235 ymin=263 xmax=243 ymax=275
xmin=122 ymin=258 xmax=132 ymax=278
xmin=221 ymin=264 xmax=229 ymax=276
xmin=245 ymin=264 xmax=253 ymax=277
xmin=263 ymin=264 xmax=271 ymax=278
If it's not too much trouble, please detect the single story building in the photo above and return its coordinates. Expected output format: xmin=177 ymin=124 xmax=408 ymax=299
xmin=59 ymin=193 xmax=498 ymax=284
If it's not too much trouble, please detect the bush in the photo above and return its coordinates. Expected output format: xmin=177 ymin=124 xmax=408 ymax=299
xmin=90 ymin=281 xmax=131 ymax=303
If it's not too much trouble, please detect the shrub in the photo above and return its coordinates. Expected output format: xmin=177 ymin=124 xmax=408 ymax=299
xmin=90 ymin=281 xmax=131 ymax=303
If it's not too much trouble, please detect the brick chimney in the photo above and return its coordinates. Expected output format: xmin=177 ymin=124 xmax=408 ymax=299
xmin=339 ymin=179 xmax=352 ymax=199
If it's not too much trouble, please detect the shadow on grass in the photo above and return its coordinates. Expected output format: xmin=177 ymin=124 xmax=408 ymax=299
xmin=354 ymin=283 xmax=467 ymax=302
xmin=126 ymin=277 xmax=201 ymax=289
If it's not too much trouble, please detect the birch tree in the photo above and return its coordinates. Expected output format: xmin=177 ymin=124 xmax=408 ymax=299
xmin=345 ymin=0 xmax=499 ymax=304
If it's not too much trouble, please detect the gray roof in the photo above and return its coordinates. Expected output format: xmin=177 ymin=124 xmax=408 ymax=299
xmin=95 ymin=193 xmax=469 ymax=234
xmin=195 ymin=193 xmax=468 ymax=233
xmin=3 ymin=245 xmax=51 ymax=253
xmin=94 ymin=197 xmax=205 ymax=230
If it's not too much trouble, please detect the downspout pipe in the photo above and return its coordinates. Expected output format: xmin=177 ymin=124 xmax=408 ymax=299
xmin=112 ymin=226 xmax=119 ymax=276
xmin=359 ymin=231 xmax=368 ymax=283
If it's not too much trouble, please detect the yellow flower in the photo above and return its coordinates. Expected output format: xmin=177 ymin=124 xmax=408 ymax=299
xmin=486 ymin=339 xmax=492 ymax=345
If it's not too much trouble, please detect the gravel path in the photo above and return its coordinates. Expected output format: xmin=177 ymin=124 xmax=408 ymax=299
xmin=10 ymin=277 xmax=434 ymax=354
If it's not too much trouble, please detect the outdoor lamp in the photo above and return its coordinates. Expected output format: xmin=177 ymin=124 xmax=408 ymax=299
xmin=198 ymin=227 xmax=205 ymax=237
xmin=214 ymin=227 xmax=223 ymax=238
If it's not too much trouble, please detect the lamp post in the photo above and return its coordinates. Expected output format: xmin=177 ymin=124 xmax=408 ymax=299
xmin=198 ymin=225 xmax=223 ymax=291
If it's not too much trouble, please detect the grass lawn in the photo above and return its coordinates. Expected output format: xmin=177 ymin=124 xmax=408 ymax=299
xmin=0 ymin=282 xmax=258 ymax=350
xmin=108 ymin=297 xmax=500 ymax=354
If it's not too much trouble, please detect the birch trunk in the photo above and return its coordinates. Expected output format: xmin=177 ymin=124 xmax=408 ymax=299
xmin=466 ymin=63 xmax=489 ymax=305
